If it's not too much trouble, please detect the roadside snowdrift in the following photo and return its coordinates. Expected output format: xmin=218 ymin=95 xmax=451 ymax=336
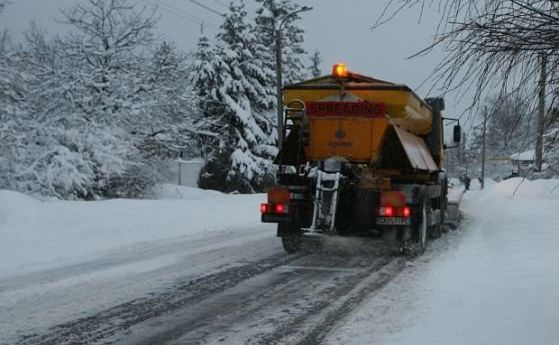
xmin=0 ymin=186 xmax=268 ymax=279
xmin=328 ymin=179 xmax=559 ymax=345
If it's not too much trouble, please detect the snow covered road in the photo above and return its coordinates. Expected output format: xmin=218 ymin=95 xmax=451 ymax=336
xmin=1 ymin=186 xmax=410 ymax=345
xmin=4 ymin=234 xmax=408 ymax=345
xmin=3 ymin=179 xmax=558 ymax=345
xmin=1 ymin=227 xmax=280 ymax=344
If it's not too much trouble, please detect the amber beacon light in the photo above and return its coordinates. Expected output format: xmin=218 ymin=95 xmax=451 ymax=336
xmin=333 ymin=63 xmax=348 ymax=79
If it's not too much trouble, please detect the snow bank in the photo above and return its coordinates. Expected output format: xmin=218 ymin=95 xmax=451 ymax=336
xmin=0 ymin=187 xmax=268 ymax=279
xmin=483 ymin=177 xmax=559 ymax=199
xmin=328 ymin=179 xmax=559 ymax=345
xmin=0 ymin=190 xmax=40 ymax=221
xmin=149 ymin=183 xmax=223 ymax=199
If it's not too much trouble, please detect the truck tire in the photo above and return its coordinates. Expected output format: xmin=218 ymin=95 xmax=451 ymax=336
xmin=278 ymin=223 xmax=302 ymax=253
xmin=430 ymin=206 xmax=443 ymax=239
xmin=415 ymin=200 xmax=429 ymax=254
xmin=281 ymin=234 xmax=302 ymax=253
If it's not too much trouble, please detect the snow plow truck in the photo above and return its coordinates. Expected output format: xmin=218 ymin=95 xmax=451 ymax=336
xmin=261 ymin=64 xmax=461 ymax=254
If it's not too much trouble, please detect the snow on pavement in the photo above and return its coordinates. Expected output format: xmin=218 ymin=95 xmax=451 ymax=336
xmin=4 ymin=179 xmax=559 ymax=344
xmin=327 ymin=178 xmax=559 ymax=345
xmin=0 ymin=184 xmax=279 ymax=344
xmin=0 ymin=184 xmax=272 ymax=280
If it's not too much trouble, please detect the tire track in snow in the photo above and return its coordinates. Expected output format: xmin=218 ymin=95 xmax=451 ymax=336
xmin=291 ymin=258 xmax=407 ymax=345
xmin=14 ymin=252 xmax=304 ymax=345
xmin=122 ymin=253 xmax=401 ymax=345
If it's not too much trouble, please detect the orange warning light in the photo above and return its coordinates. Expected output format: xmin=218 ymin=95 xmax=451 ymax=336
xmin=333 ymin=63 xmax=348 ymax=79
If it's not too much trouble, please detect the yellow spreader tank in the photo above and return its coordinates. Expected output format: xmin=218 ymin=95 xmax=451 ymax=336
xmin=261 ymin=64 xmax=461 ymax=255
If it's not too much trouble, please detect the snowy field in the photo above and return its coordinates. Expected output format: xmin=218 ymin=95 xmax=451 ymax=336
xmin=327 ymin=178 xmax=559 ymax=345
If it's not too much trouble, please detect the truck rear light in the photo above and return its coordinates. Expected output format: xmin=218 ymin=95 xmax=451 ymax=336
xmin=261 ymin=203 xmax=289 ymax=214
xmin=275 ymin=203 xmax=288 ymax=214
xmin=379 ymin=206 xmax=394 ymax=217
xmin=403 ymin=206 xmax=411 ymax=218
xmin=378 ymin=206 xmax=410 ymax=217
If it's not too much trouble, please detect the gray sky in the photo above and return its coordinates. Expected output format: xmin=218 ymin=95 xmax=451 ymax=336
xmin=0 ymin=0 xmax=466 ymax=118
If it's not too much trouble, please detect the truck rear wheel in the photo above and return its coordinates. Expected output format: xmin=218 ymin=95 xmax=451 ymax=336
xmin=415 ymin=200 xmax=428 ymax=254
xmin=278 ymin=223 xmax=302 ymax=253
xmin=281 ymin=234 xmax=302 ymax=253
xmin=430 ymin=207 xmax=443 ymax=239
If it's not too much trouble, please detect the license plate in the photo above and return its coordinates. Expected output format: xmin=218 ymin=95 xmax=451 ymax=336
xmin=376 ymin=217 xmax=410 ymax=226
xmin=261 ymin=214 xmax=290 ymax=223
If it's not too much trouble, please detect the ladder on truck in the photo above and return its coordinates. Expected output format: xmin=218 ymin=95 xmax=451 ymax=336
xmin=309 ymin=171 xmax=342 ymax=234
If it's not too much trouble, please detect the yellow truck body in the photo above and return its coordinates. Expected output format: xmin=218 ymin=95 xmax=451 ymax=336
xmin=282 ymin=73 xmax=437 ymax=165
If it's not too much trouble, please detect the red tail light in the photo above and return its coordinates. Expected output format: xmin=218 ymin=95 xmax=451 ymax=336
xmin=403 ymin=207 xmax=411 ymax=218
xmin=275 ymin=203 xmax=288 ymax=214
xmin=379 ymin=206 xmax=394 ymax=217
xmin=261 ymin=203 xmax=289 ymax=214
xmin=379 ymin=206 xmax=410 ymax=217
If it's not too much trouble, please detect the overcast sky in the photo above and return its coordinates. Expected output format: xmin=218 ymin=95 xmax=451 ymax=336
xmin=0 ymin=0 xmax=471 ymax=122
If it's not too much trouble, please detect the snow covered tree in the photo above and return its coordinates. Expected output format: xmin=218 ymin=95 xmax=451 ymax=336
xmin=6 ymin=25 xmax=139 ymax=199
xmin=255 ymin=0 xmax=308 ymax=85
xmin=485 ymin=96 xmax=533 ymax=156
xmin=309 ymin=50 xmax=322 ymax=78
xmin=196 ymin=1 xmax=276 ymax=193
xmin=61 ymin=0 xmax=156 ymax=124
xmin=0 ymin=0 xmax=210 ymax=199
xmin=139 ymin=41 xmax=197 ymax=159
xmin=189 ymin=34 xmax=226 ymax=160
xmin=56 ymin=0 xmax=164 ymax=198
xmin=463 ymin=96 xmax=535 ymax=179
xmin=0 ymin=0 xmax=170 ymax=199
xmin=0 ymin=15 xmax=27 ymax=193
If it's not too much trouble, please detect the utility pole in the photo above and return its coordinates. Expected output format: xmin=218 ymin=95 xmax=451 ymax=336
xmin=459 ymin=131 xmax=466 ymax=165
xmin=275 ymin=6 xmax=313 ymax=150
xmin=461 ymin=131 xmax=467 ymax=176
xmin=536 ymin=52 xmax=547 ymax=171
xmin=481 ymin=106 xmax=488 ymax=190
xmin=275 ymin=30 xmax=284 ymax=149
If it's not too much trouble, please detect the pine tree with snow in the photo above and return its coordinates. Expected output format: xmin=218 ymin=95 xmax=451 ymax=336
xmin=141 ymin=41 xmax=197 ymax=159
xmin=309 ymin=50 xmax=322 ymax=78
xmin=196 ymin=1 xmax=276 ymax=193
xmin=190 ymin=33 xmax=227 ymax=160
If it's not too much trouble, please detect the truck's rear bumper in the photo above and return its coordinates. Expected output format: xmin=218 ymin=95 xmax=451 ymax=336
xmin=261 ymin=214 xmax=291 ymax=223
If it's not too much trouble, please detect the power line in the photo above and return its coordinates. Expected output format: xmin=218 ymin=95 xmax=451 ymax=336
xmin=208 ymin=0 xmax=228 ymax=9
xmin=139 ymin=0 xmax=219 ymax=31
xmin=188 ymin=0 xmax=225 ymax=17
xmin=156 ymin=0 xmax=220 ymax=27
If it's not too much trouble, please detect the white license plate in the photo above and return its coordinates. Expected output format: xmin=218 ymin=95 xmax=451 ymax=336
xmin=376 ymin=217 xmax=410 ymax=226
